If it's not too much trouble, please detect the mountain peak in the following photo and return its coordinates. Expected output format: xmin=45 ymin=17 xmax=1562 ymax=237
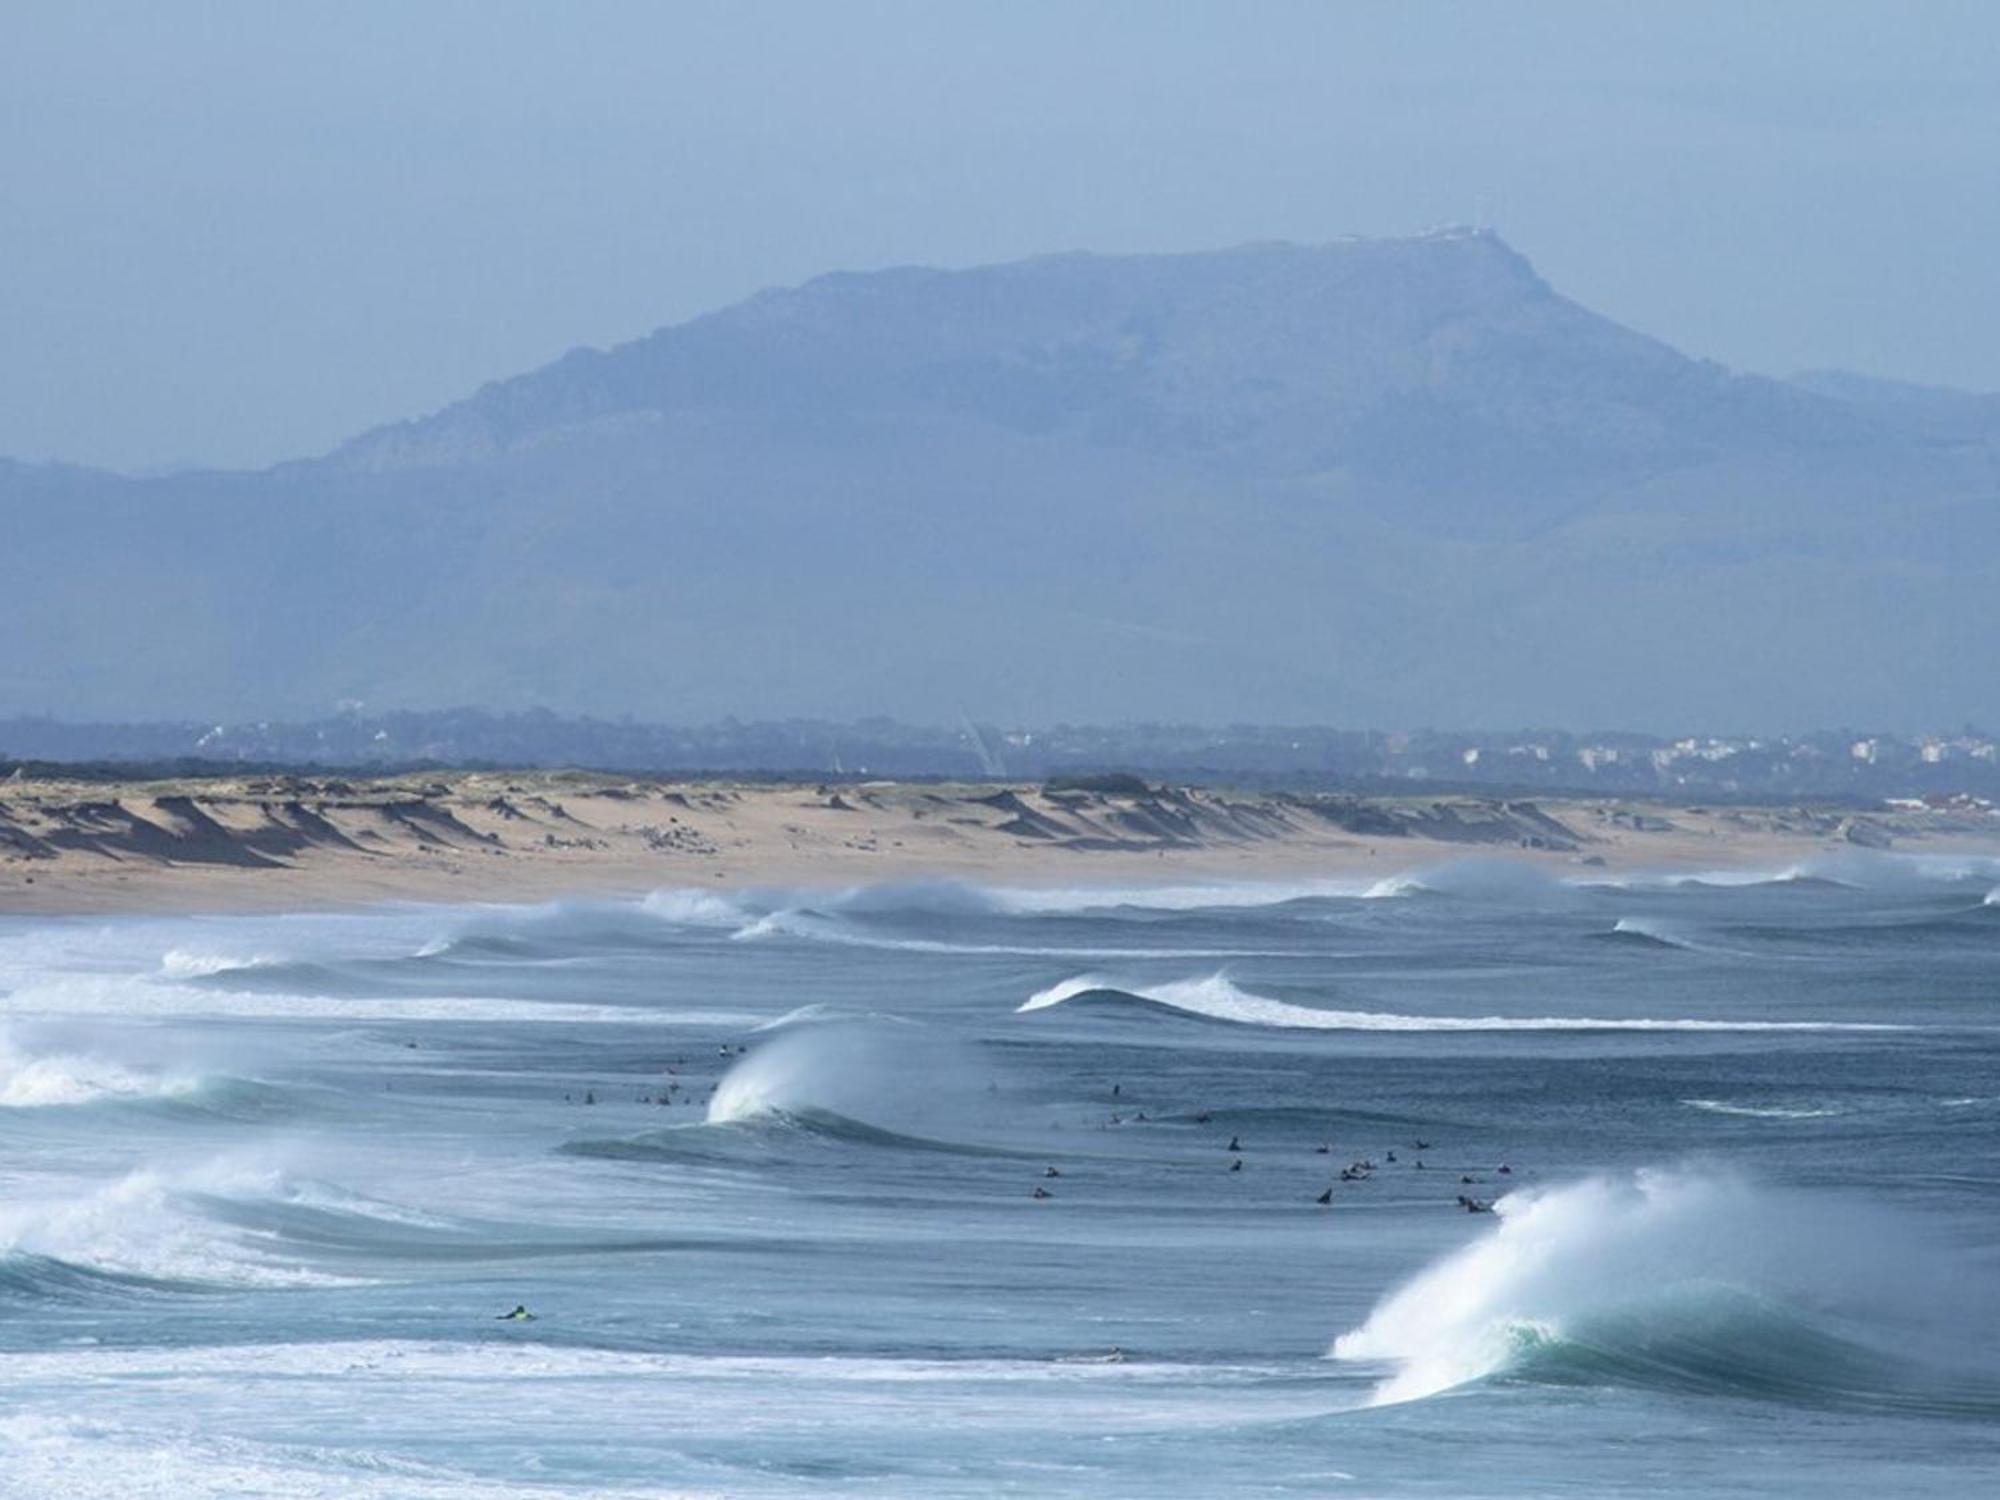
xmin=9 ymin=230 xmax=1996 ymax=731
xmin=325 ymin=231 xmax=1611 ymax=473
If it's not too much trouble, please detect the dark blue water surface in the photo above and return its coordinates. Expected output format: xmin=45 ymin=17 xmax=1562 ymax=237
xmin=2 ymin=852 xmax=1998 ymax=1496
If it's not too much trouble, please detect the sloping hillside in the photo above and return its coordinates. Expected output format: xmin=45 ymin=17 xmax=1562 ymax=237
xmin=5 ymin=232 xmax=1995 ymax=729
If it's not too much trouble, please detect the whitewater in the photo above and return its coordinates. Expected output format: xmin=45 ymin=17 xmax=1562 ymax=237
xmin=2 ymin=854 xmax=1997 ymax=1496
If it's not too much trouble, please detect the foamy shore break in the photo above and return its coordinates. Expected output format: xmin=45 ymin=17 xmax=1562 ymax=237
xmin=3 ymin=771 xmax=1998 ymax=916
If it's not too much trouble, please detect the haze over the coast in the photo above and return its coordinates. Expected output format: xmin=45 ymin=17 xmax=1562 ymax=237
xmin=8 ymin=228 xmax=2000 ymax=732
xmin=5 ymin=8 xmax=2000 ymax=1499
xmin=8 ymin=3 xmax=1999 ymax=736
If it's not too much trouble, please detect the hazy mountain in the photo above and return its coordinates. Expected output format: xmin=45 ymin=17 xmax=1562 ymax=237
xmin=7 ymin=230 xmax=1997 ymax=731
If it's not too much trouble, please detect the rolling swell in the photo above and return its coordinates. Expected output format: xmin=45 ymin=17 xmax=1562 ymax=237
xmin=1485 ymin=1290 xmax=2000 ymax=1415
xmin=0 ymin=1165 xmax=364 ymax=1294
xmin=567 ymin=1106 xmax=1034 ymax=1163
xmin=1018 ymin=974 xmax=1900 ymax=1032
xmin=0 ymin=1251 xmax=201 ymax=1304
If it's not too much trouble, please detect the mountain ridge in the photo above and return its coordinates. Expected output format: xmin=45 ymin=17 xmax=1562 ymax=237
xmin=328 ymin=230 xmax=1850 ymax=480
xmin=6 ymin=230 xmax=1996 ymax=731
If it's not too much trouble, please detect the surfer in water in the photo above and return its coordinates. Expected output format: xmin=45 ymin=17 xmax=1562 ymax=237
xmin=497 ymin=1304 xmax=536 ymax=1321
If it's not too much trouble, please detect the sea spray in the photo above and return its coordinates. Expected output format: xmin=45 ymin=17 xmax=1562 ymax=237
xmin=1329 ymin=1167 xmax=1974 ymax=1407
xmin=708 ymin=1019 xmax=992 ymax=1138
xmin=1362 ymin=859 xmax=1578 ymax=905
xmin=0 ymin=1156 xmax=358 ymax=1290
xmin=0 ymin=1024 xmax=204 ymax=1108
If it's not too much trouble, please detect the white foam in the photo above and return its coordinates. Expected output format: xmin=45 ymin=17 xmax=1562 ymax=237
xmin=706 ymin=1019 xmax=992 ymax=1139
xmin=990 ymin=877 xmax=1371 ymax=914
xmin=159 ymin=948 xmax=280 ymax=980
xmin=0 ymin=1338 xmax=1237 ymax=1385
xmin=1609 ymin=852 xmax=2000 ymax=895
xmin=1362 ymin=859 xmax=1574 ymax=904
xmin=8 ymin=973 xmax=753 ymax=1027
xmin=1018 ymin=973 xmax=1902 ymax=1032
xmin=0 ymin=1410 xmax=613 ymax=1500
xmin=1611 ymin=915 xmax=1695 ymax=948
xmin=1329 ymin=1166 xmax=1913 ymax=1405
xmin=751 ymin=1003 xmax=917 ymax=1033
xmin=0 ymin=1033 xmax=198 ymax=1109
xmin=0 ymin=1160 xmax=356 ymax=1289
xmin=728 ymin=906 xmax=1272 ymax=960
xmin=1683 ymin=1098 xmax=1843 ymax=1120
xmin=640 ymin=888 xmax=755 ymax=927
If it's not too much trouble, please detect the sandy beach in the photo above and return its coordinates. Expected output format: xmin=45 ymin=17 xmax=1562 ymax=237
xmin=5 ymin=770 xmax=1997 ymax=917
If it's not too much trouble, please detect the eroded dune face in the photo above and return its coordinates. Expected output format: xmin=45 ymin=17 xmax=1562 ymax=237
xmin=5 ymin=767 xmax=1978 ymax=918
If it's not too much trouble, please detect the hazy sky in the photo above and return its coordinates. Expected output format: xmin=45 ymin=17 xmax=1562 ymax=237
xmin=5 ymin=1 xmax=1997 ymax=472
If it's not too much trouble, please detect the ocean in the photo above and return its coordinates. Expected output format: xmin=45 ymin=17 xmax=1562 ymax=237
xmin=2 ymin=852 xmax=1997 ymax=1496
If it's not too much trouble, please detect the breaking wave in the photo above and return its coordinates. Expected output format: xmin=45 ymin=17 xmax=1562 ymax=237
xmin=0 ymin=1031 xmax=200 ymax=1109
xmin=1606 ymin=916 xmax=1699 ymax=950
xmin=0 ymin=1161 xmax=363 ymax=1294
xmin=1018 ymin=974 xmax=1900 ymax=1032
xmin=1362 ymin=860 xmax=1575 ymax=904
xmin=159 ymin=948 xmax=284 ymax=981
xmin=699 ymin=1018 xmax=1016 ymax=1163
xmin=707 ymin=1019 xmax=975 ymax=1126
xmin=1330 ymin=1167 xmax=1999 ymax=1413
xmin=1601 ymin=917 xmax=1765 ymax=959
xmin=728 ymin=906 xmax=1267 ymax=960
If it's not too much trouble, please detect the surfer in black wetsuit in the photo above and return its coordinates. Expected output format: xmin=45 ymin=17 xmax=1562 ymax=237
xmin=497 ymin=1304 xmax=536 ymax=1321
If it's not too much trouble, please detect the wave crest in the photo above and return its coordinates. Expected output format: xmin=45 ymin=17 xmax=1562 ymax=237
xmin=1330 ymin=1167 xmax=1991 ymax=1411
xmin=0 ymin=1162 xmax=359 ymax=1293
xmin=0 ymin=1030 xmax=200 ymax=1109
xmin=1363 ymin=859 xmax=1574 ymax=904
xmin=1017 ymin=974 xmax=1897 ymax=1033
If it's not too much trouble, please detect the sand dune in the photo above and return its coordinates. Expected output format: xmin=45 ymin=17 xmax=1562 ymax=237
xmin=1 ymin=770 xmax=1993 ymax=915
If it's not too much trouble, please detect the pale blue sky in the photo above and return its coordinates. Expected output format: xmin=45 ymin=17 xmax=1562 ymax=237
xmin=4 ymin=0 xmax=1996 ymax=471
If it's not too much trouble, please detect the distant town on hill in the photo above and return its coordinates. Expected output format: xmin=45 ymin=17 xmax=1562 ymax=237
xmin=4 ymin=711 xmax=1997 ymax=808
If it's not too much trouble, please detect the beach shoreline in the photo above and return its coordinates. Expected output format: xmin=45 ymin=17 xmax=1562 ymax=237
xmin=4 ymin=770 xmax=1997 ymax=918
